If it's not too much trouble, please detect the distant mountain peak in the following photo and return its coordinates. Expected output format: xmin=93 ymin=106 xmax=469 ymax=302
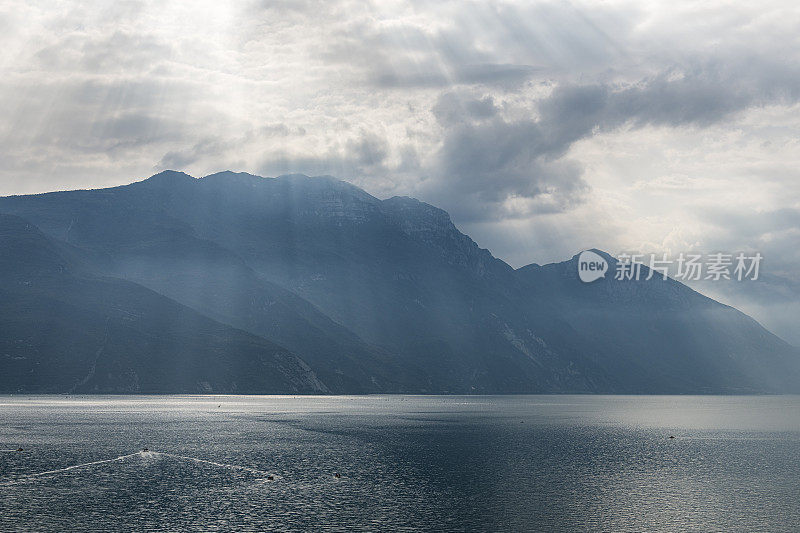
xmin=201 ymin=171 xmax=266 ymax=186
xmin=138 ymin=170 xmax=196 ymax=187
xmin=567 ymin=249 xmax=616 ymax=263
xmin=276 ymin=173 xmax=314 ymax=180
xmin=203 ymin=170 xmax=263 ymax=179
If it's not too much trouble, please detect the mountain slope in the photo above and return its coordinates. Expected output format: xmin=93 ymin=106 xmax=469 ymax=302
xmin=0 ymin=173 xmax=412 ymax=392
xmin=517 ymin=251 xmax=800 ymax=393
xmin=0 ymin=171 xmax=798 ymax=393
xmin=0 ymin=214 xmax=327 ymax=394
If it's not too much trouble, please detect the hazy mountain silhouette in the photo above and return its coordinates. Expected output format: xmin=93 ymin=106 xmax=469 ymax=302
xmin=0 ymin=214 xmax=327 ymax=393
xmin=1 ymin=171 xmax=798 ymax=393
xmin=517 ymin=251 xmax=800 ymax=392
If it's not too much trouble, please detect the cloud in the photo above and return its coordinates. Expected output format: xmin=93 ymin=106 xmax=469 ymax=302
xmin=1 ymin=1 xmax=799 ymax=346
xmin=5 ymin=0 xmax=799 ymax=197
xmin=33 ymin=29 xmax=174 ymax=74
xmin=422 ymin=92 xmax=589 ymax=221
xmin=256 ymin=130 xmax=392 ymax=182
xmin=374 ymin=63 xmax=541 ymax=89
xmin=421 ymin=59 xmax=800 ymax=223
xmin=157 ymin=137 xmax=236 ymax=169
xmin=431 ymin=93 xmax=499 ymax=126
xmin=314 ymin=1 xmax=633 ymax=90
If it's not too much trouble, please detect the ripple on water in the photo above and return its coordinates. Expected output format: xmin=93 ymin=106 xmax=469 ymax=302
xmin=0 ymin=395 xmax=799 ymax=532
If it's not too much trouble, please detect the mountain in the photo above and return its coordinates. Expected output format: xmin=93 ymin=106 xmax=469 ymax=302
xmin=0 ymin=171 xmax=798 ymax=393
xmin=0 ymin=172 xmax=412 ymax=393
xmin=517 ymin=251 xmax=800 ymax=393
xmin=0 ymin=214 xmax=326 ymax=394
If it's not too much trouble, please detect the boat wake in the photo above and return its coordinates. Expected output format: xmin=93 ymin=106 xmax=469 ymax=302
xmin=0 ymin=450 xmax=277 ymax=486
xmin=156 ymin=451 xmax=273 ymax=477
xmin=0 ymin=453 xmax=140 ymax=486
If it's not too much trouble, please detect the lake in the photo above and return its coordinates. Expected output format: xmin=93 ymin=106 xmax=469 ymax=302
xmin=1 ymin=395 xmax=799 ymax=532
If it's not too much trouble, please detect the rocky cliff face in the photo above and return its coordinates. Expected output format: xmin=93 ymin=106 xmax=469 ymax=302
xmin=381 ymin=196 xmax=505 ymax=278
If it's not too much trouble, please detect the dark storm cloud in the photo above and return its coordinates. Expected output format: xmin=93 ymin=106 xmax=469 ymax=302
xmin=426 ymin=91 xmax=580 ymax=220
xmin=536 ymin=63 xmax=800 ymax=156
xmin=541 ymin=56 xmax=800 ymax=136
xmin=424 ymin=56 xmax=800 ymax=222
xmin=426 ymin=101 xmax=590 ymax=221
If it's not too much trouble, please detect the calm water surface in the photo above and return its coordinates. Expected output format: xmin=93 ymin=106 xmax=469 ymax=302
xmin=1 ymin=395 xmax=799 ymax=532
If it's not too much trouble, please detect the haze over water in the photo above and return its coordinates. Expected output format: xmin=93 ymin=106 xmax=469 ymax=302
xmin=1 ymin=395 xmax=799 ymax=532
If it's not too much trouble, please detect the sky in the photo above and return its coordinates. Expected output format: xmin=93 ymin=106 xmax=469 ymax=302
xmin=1 ymin=0 xmax=799 ymax=342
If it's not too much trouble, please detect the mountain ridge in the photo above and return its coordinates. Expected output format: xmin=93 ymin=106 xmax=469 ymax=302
xmin=0 ymin=170 xmax=797 ymax=394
